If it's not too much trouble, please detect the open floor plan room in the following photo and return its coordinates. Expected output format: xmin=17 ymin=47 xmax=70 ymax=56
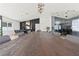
xmin=0 ymin=3 xmax=79 ymax=56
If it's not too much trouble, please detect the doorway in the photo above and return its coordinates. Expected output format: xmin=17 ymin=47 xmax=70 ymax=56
xmin=51 ymin=16 xmax=72 ymax=35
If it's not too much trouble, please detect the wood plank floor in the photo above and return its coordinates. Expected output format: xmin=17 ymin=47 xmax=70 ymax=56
xmin=0 ymin=32 xmax=79 ymax=56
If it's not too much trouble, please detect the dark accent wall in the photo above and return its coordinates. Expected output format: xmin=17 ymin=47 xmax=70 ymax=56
xmin=20 ymin=21 xmax=26 ymax=30
xmin=30 ymin=18 xmax=39 ymax=31
xmin=20 ymin=18 xmax=40 ymax=32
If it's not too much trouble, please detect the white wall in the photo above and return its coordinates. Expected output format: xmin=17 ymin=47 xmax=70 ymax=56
xmin=40 ymin=14 xmax=52 ymax=31
xmin=2 ymin=16 xmax=20 ymax=35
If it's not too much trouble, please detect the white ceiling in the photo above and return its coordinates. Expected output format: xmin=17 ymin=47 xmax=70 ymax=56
xmin=0 ymin=3 xmax=79 ymax=21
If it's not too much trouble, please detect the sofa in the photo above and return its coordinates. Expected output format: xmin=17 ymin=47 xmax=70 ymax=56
xmin=0 ymin=35 xmax=11 ymax=44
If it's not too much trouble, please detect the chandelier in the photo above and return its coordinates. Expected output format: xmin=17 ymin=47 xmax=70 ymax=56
xmin=37 ymin=3 xmax=45 ymax=14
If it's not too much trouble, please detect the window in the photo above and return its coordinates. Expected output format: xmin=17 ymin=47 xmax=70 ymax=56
xmin=0 ymin=20 xmax=1 ymax=36
xmin=54 ymin=21 xmax=61 ymax=30
xmin=8 ymin=23 xmax=12 ymax=27
xmin=0 ymin=16 xmax=2 ymax=36
xmin=2 ymin=22 xmax=7 ymax=27
xmin=72 ymin=19 xmax=79 ymax=31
